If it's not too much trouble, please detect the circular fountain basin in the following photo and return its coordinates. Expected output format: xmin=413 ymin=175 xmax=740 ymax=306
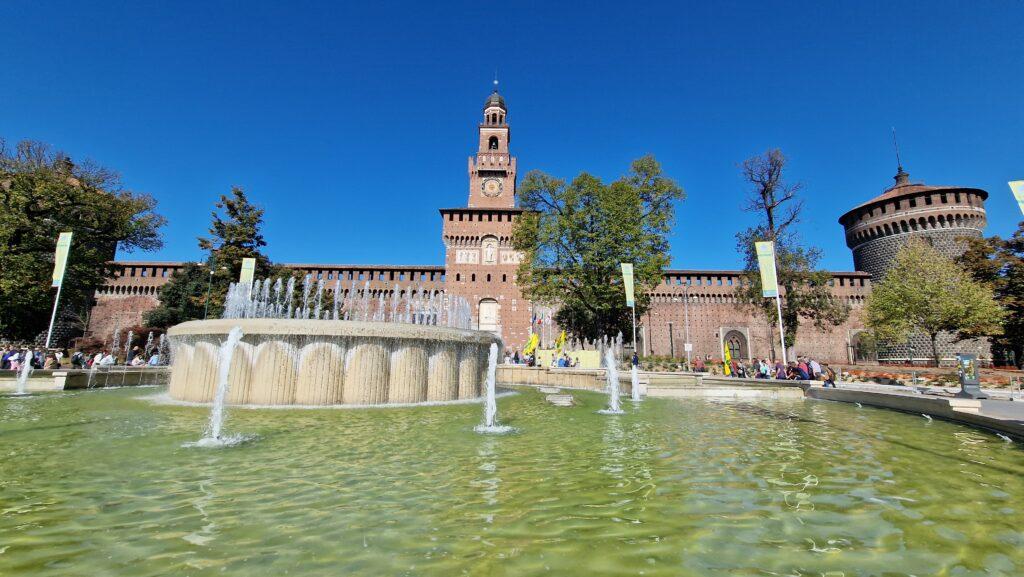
xmin=167 ymin=319 xmax=501 ymax=406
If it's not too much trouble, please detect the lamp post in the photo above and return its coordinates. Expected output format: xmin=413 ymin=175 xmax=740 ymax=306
xmin=201 ymin=263 xmax=227 ymax=320
xmin=683 ymin=283 xmax=692 ymax=370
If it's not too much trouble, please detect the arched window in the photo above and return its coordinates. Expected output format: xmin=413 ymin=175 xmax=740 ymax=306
xmin=488 ymin=136 xmax=499 ymax=150
xmin=723 ymin=330 xmax=748 ymax=361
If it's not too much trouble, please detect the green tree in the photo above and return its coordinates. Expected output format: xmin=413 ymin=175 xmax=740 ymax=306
xmin=146 ymin=187 xmax=281 ymax=326
xmin=957 ymin=221 xmax=1024 ymax=367
xmin=734 ymin=149 xmax=848 ymax=355
xmin=866 ymin=239 xmax=1003 ymax=367
xmin=0 ymin=140 xmax=164 ymax=342
xmin=512 ymin=155 xmax=684 ymax=343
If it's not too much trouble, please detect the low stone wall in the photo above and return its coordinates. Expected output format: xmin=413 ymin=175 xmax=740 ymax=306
xmin=0 ymin=367 xmax=169 ymax=393
xmin=496 ymin=365 xmax=638 ymax=395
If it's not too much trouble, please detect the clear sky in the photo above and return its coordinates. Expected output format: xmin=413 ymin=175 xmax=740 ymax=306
xmin=3 ymin=1 xmax=1021 ymax=271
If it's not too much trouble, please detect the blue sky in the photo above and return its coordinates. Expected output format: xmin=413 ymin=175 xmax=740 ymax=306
xmin=3 ymin=1 xmax=1021 ymax=271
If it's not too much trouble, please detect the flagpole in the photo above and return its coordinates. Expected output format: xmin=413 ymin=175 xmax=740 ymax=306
xmin=44 ymin=281 xmax=65 ymax=349
xmin=631 ymin=305 xmax=638 ymax=357
xmin=775 ymin=294 xmax=787 ymax=365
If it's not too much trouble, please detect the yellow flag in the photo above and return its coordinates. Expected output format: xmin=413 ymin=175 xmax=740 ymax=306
xmin=723 ymin=341 xmax=733 ymax=376
xmin=555 ymin=330 xmax=566 ymax=351
xmin=523 ymin=333 xmax=540 ymax=355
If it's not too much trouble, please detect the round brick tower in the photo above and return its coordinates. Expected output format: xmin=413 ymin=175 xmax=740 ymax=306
xmin=839 ymin=168 xmax=988 ymax=280
xmin=840 ymin=167 xmax=991 ymax=363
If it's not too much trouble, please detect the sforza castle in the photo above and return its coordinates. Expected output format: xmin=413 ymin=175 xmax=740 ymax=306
xmin=86 ymin=88 xmax=991 ymax=364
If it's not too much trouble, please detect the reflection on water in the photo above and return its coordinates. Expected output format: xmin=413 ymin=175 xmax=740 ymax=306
xmin=0 ymin=387 xmax=1023 ymax=576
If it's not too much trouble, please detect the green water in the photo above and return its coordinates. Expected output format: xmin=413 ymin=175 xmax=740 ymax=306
xmin=1 ymin=387 xmax=1023 ymax=576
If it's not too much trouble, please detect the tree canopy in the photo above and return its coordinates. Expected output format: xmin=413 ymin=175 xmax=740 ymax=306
xmin=0 ymin=140 xmax=165 ymax=343
xmin=734 ymin=149 xmax=848 ymax=354
xmin=957 ymin=221 xmax=1024 ymax=367
xmin=145 ymin=187 xmax=281 ymax=327
xmin=866 ymin=239 xmax=1003 ymax=367
xmin=512 ymin=155 xmax=684 ymax=343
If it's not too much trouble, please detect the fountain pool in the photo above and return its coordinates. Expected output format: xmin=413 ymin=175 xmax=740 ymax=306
xmin=1 ymin=387 xmax=1023 ymax=576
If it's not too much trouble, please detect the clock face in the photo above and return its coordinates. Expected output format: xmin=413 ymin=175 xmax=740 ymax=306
xmin=482 ymin=178 xmax=502 ymax=197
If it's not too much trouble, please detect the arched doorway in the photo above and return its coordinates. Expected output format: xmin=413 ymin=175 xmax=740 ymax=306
xmin=478 ymin=299 xmax=499 ymax=334
xmin=850 ymin=331 xmax=876 ymax=363
xmin=723 ymin=330 xmax=748 ymax=361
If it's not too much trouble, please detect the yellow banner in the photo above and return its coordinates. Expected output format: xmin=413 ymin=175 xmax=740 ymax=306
xmin=239 ymin=257 xmax=256 ymax=287
xmin=1010 ymin=181 xmax=1024 ymax=216
xmin=51 ymin=232 xmax=73 ymax=288
xmin=620 ymin=263 xmax=635 ymax=307
xmin=755 ymin=241 xmax=779 ymax=298
xmin=555 ymin=330 xmax=566 ymax=351
xmin=523 ymin=333 xmax=540 ymax=355
xmin=723 ymin=338 xmax=733 ymax=376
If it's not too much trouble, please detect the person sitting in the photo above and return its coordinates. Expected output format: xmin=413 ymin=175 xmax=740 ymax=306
xmin=795 ymin=362 xmax=810 ymax=380
xmin=43 ymin=353 xmax=59 ymax=370
xmin=822 ymin=364 xmax=837 ymax=388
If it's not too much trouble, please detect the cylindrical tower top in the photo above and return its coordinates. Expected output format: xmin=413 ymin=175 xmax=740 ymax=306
xmin=839 ymin=171 xmax=988 ymax=280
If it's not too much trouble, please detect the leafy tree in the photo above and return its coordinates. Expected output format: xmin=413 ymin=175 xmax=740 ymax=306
xmin=512 ymin=155 xmax=684 ymax=343
xmin=146 ymin=187 xmax=282 ymax=326
xmin=866 ymin=239 xmax=1003 ymax=367
xmin=957 ymin=221 xmax=1024 ymax=367
xmin=0 ymin=140 xmax=164 ymax=343
xmin=734 ymin=149 xmax=848 ymax=356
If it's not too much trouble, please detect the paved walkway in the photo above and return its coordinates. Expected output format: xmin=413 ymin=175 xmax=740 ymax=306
xmin=808 ymin=383 xmax=1024 ymax=438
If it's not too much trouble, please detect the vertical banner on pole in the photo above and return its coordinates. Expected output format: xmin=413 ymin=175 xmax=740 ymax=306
xmin=239 ymin=258 xmax=256 ymax=288
xmin=755 ymin=241 xmax=787 ymax=364
xmin=754 ymin=242 xmax=779 ymax=297
xmin=45 ymin=232 xmax=73 ymax=348
xmin=1009 ymin=181 xmax=1024 ymax=216
xmin=51 ymin=232 xmax=73 ymax=287
xmin=620 ymin=263 xmax=635 ymax=306
xmin=620 ymin=263 xmax=638 ymax=355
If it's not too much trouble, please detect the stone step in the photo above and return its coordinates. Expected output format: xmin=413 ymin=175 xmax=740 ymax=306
xmin=546 ymin=394 xmax=574 ymax=406
xmin=538 ymin=386 xmax=561 ymax=394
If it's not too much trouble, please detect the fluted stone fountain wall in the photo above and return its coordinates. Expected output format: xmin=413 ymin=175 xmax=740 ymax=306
xmin=167 ymin=319 xmax=500 ymax=406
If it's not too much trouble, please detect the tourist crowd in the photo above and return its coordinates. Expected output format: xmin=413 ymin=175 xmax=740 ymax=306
xmin=2 ymin=344 xmax=164 ymax=371
xmin=720 ymin=355 xmax=837 ymax=386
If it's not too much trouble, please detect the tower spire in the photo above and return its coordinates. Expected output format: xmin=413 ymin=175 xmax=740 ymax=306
xmin=891 ymin=127 xmax=909 ymax=185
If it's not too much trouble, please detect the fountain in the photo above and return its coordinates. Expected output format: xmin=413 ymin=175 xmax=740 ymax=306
xmin=13 ymin=356 xmax=32 ymax=395
xmin=187 ymin=327 xmax=246 ymax=448
xmin=167 ymin=276 xmax=500 ymax=406
xmin=597 ymin=348 xmax=624 ymax=415
xmin=474 ymin=343 xmax=513 ymax=434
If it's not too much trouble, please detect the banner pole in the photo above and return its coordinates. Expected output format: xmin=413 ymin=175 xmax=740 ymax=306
xmin=775 ymin=294 xmax=787 ymax=365
xmin=631 ymin=305 xmax=638 ymax=357
xmin=44 ymin=281 xmax=64 ymax=349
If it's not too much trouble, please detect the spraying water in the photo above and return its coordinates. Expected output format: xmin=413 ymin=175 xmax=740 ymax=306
xmin=631 ymin=364 xmax=641 ymax=402
xmin=220 ymin=273 xmax=474 ymax=329
xmin=14 ymin=355 xmax=33 ymax=395
xmin=474 ymin=343 xmax=514 ymax=434
xmin=188 ymin=327 xmax=249 ymax=448
xmin=598 ymin=348 xmax=624 ymax=415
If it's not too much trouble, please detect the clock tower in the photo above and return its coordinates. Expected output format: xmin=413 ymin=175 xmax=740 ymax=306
xmin=468 ymin=84 xmax=516 ymax=208
xmin=440 ymin=84 xmax=531 ymax=347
